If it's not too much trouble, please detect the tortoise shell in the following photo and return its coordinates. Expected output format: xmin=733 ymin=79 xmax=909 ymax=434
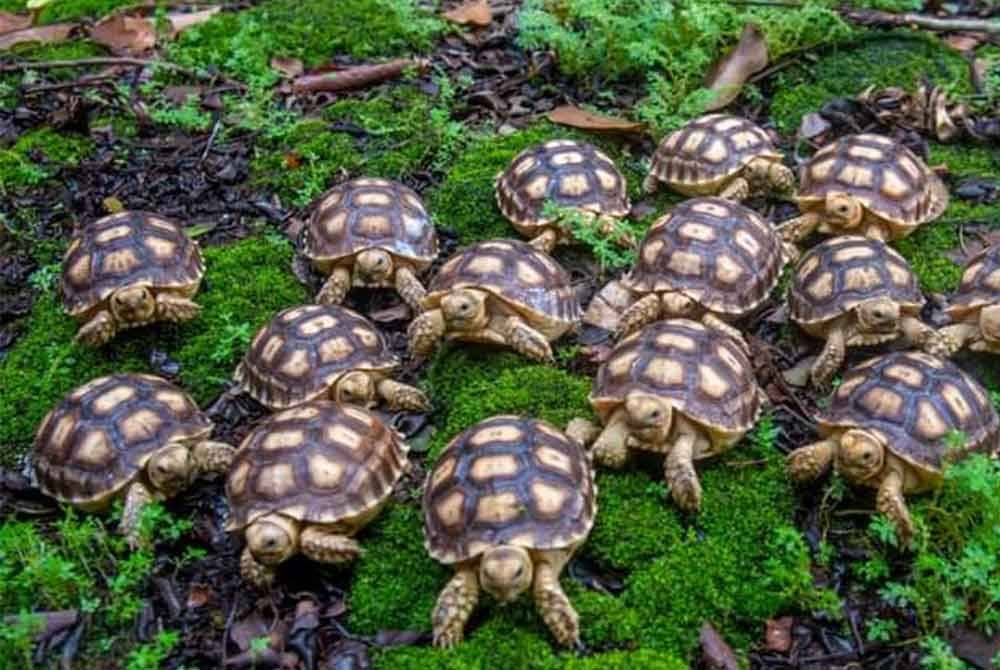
xmin=423 ymin=415 xmax=595 ymax=564
xmin=422 ymin=239 xmax=581 ymax=329
xmin=647 ymin=114 xmax=782 ymax=193
xmin=495 ymin=140 xmax=630 ymax=232
xmin=234 ymin=304 xmax=397 ymax=410
xmin=947 ymin=243 xmax=1000 ymax=321
xmin=226 ymin=401 xmax=408 ymax=531
xmin=302 ymin=178 xmax=438 ymax=269
xmin=591 ymin=319 xmax=761 ymax=450
xmin=624 ymin=197 xmax=784 ymax=315
xmin=819 ymin=352 xmax=999 ymax=475
xmin=797 ymin=134 xmax=949 ymax=237
xmin=34 ymin=374 xmax=213 ymax=506
xmin=790 ymin=236 xmax=923 ymax=327
xmin=61 ymin=211 xmax=204 ymax=317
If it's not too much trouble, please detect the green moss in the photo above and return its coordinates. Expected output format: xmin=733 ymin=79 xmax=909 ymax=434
xmin=0 ymin=0 xmax=137 ymax=21
xmin=0 ymin=235 xmax=307 ymax=461
xmin=770 ymin=34 xmax=973 ymax=133
xmin=0 ymin=128 xmax=93 ymax=194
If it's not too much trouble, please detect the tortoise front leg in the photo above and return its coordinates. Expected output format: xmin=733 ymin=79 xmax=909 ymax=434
xmin=408 ymin=309 xmax=446 ymax=358
xmin=663 ymin=421 xmax=703 ymax=512
xmin=718 ymin=176 xmax=750 ymax=202
xmin=642 ymin=172 xmax=661 ymax=195
xmin=503 ymin=315 xmax=554 ymax=363
xmin=898 ymin=315 xmax=937 ymax=351
xmin=121 ymin=481 xmax=155 ymax=549
xmin=565 ymin=418 xmax=601 ymax=449
xmin=240 ymin=546 xmax=275 ymax=588
xmin=786 ymin=439 xmax=837 ymax=482
xmin=615 ymin=294 xmax=661 ymax=338
xmin=591 ymin=410 xmax=629 ymax=468
xmin=768 ymin=163 xmax=796 ymax=193
xmin=155 ymin=294 xmax=202 ymax=323
xmin=863 ymin=221 xmax=889 ymax=242
xmin=376 ymin=378 xmax=431 ymax=411
xmin=528 ymin=228 xmax=560 ymax=255
xmin=876 ymin=463 xmax=915 ymax=546
xmin=300 ymin=528 xmax=362 ymax=565
xmin=433 ymin=566 xmax=480 ymax=649
xmin=394 ymin=266 xmax=427 ymax=313
xmin=191 ymin=440 xmax=236 ymax=477
xmin=930 ymin=323 xmax=980 ymax=357
xmin=811 ymin=323 xmax=847 ymax=387
xmin=533 ymin=553 xmax=580 ymax=648
xmin=777 ymin=212 xmax=821 ymax=243
xmin=317 ymin=266 xmax=352 ymax=305
xmin=75 ymin=310 xmax=118 ymax=347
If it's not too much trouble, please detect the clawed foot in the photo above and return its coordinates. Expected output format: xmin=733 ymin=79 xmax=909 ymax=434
xmin=666 ymin=467 xmax=703 ymax=512
xmin=240 ymin=547 xmax=275 ymax=588
xmin=923 ymin=331 xmax=958 ymax=358
xmin=507 ymin=321 xmax=554 ymax=364
xmin=537 ymin=585 xmax=580 ymax=648
xmin=390 ymin=385 xmax=431 ymax=412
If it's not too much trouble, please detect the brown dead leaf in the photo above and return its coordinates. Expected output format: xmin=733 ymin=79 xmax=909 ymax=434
xmin=166 ymin=7 xmax=221 ymax=38
xmin=270 ymin=56 xmax=304 ymax=78
xmin=292 ymin=58 xmax=425 ymax=93
xmin=548 ymin=105 xmax=646 ymax=134
xmin=700 ymin=623 xmax=740 ymax=670
xmin=89 ymin=15 xmax=155 ymax=53
xmin=0 ymin=12 xmax=31 ymax=35
xmin=443 ymin=0 xmax=492 ymax=27
xmin=185 ymin=584 xmax=212 ymax=609
xmin=765 ymin=617 xmax=794 ymax=653
xmin=0 ymin=22 xmax=74 ymax=50
xmin=943 ymin=32 xmax=983 ymax=52
xmin=704 ymin=23 xmax=768 ymax=112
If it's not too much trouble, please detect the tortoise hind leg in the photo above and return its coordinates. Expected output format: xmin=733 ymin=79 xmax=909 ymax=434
xmin=533 ymin=552 xmax=580 ymax=648
xmin=300 ymin=528 xmax=362 ymax=564
xmin=503 ymin=315 xmax=554 ymax=363
xmin=75 ymin=310 xmax=118 ymax=347
xmin=121 ymin=481 xmax=155 ymax=549
xmin=433 ymin=566 xmax=480 ymax=648
xmin=876 ymin=463 xmax=915 ymax=546
xmin=615 ymin=294 xmax=661 ymax=338
xmin=155 ymin=294 xmax=201 ymax=322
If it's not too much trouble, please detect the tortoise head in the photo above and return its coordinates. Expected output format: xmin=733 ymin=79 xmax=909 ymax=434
xmin=980 ymin=304 xmax=1000 ymax=344
xmin=246 ymin=514 xmax=300 ymax=566
xmin=480 ymin=545 xmax=533 ymax=603
xmin=111 ymin=285 xmax=156 ymax=324
xmin=147 ymin=443 xmax=193 ymax=497
xmin=624 ymin=391 xmax=673 ymax=445
xmin=334 ymin=370 xmax=376 ymax=407
xmin=823 ymin=193 xmax=864 ymax=229
xmin=355 ymin=248 xmax=394 ymax=283
xmin=836 ymin=429 xmax=885 ymax=483
xmin=441 ymin=289 xmax=488 ymax=332
xmin=856 ymin=297 xmax=900 ymax=334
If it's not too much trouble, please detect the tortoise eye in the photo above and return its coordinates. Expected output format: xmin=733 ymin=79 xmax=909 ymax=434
xmin=514 ymin=566 xmax=524 ymax=578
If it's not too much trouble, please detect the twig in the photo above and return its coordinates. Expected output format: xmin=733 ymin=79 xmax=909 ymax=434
xmin=0 ymin=57 xmax=242 ymax=87
xmin=840 ymin=7 xmax=1000 ymax=36
xmin=199 ymin=116 xmax=222 ymax=164
xmin=23 ymin=75 xmax=116 ymax=94
xmin=292 ymin=58 xmax=428 ymax=94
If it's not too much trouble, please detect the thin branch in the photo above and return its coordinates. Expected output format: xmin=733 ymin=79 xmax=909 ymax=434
xmin=840 ymin=7 xmax=1000 ymax=36
xmin=0 ymin=57 xmax=244 ymax=87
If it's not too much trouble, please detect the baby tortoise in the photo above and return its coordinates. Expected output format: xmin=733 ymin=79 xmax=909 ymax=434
xmin=61 ymin=211 xmax=204 ymax=347
xmin=227 ymin=401 xmax=408 ymax=587
xmin=408 ymin=239 xmax=581 ymax=363
xmin=643 ymin=114 xmax=794 ymax=201
xmin=616 ymin=197 xmax=789 ymax=347
xmin=34 ymin=374 xmax=234 ymax=547
xmin=789 ymin=236 xmax=946 ymax=385
xmin=495 ymin=139 xmax=632 ymax=253
xmin=779 ymin=133 xmax=948 ymax=243
xmin=936 ymin=243 xmax=1000 ymax=356
xmin=580 ymin=319 xmax=762 ymax=512
xmin=302 ymin=178 xmax=438 ymax=311
xmin=787 ymin=352 xmax=998 ymax=544
xmin=424 ymin=415 xmax=595 ymax=648
xmin=234 ymin=304 xmax=429 ymax=412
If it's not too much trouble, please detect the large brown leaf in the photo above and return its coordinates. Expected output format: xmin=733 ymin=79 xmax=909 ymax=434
xmin=443 ymin=0 xmax=492 ymax=27
xmin=166 ymin=7 xmax=221 ymax=38
xmin=704 ymin=23 xmax=768 ymax=112
xmin=548 ymin=104 xmax=646 ymax=133
xmin=89 ymin=14 xmax=155 ymax=53
xmin=0 ymin=23 xmax=74 ymax=50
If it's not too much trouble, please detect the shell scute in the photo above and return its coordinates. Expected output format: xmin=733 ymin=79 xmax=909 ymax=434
xmin=948 ymin=243 xmax=1000 ymax=319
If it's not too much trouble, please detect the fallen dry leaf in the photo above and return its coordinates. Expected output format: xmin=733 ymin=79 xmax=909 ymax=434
xmin=292 ymin=58 xmax=426 ymax=93
xmin=443 ymin=0 xmax=492 ymax=27
xmin=89 ymin=15 xmax=155 ymax=53
xmin=548 ymin=105 xmax=646 ymax=133
xmin=270 ymin=56 xmax=304 ymax=78
xmin=0 ymin=12 xmax=31 ymax=35
xmin=0 ymin=22 xmax=74 ymax=50
xmin=704 ymin=23 xmax=768 ymax=112
xmin=166 ymin=7 xmax=220 ymax=37
xmin=943 ymin=32 xmax=983 ymax=52
xmin=765 ymin=616 xmax=794 ymax=653
xmin=700 ymin=622 xmax=740 ymax=670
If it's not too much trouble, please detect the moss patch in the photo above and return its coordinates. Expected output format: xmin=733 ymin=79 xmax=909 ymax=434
xmin=0 ymin=128 xmax=94 ymax=194
xmin=0 ymin=235 xmax=307 ymax=461
xmin=0 ymin=0 xmax=137 ymax=21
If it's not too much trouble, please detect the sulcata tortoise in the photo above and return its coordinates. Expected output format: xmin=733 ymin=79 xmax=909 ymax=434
xmin=936 ymin=243 xmax=1000 ymax=356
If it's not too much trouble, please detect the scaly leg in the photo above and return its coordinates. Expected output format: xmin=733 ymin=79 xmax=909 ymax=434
xmin=718 ymin=176 xmax=750 ymax=202
xmin=191 ymin=440 xmax=236 ymax=477
xmin=408 ymin=309 xmax=446 ymax=358
xmin=121 ymin=481 xmax=155 ymax=549
xmin=394 ymin=266 xmax=427 ymax=313
xmin=930 ymin=323 xmax=979 ymax=357
xmin=317 ymin=266 xmax=352 ymax=305
xmin=300 ymin=528 xmax=362 ymax=564
xmin=591 ymin=410 xmax=629 ymax=468
xmin=615 ymin=294 xmax=661 ymax=338
xmin=777 ymin=212 xmax=821 ymax=243
xmin=876 ymin=464 xmax=914 ymax=546
xmin=75 ymin=310 xmax=118 ymax=347
xmin=811 ymin=324 xmax=847 ymax=387
xmin=528 ymin=228 xmax=560 ymax=254
xmin=642 ymin=173 xmax=661 ymax=195
xmin=376 ymin=378 xmax=431 ymax=411
xmin=664 ymin=424 xmax=702 ymax=512
xmin=240 ymin=546 xmax=275 ymax=588
xmin=503 ymin=315 xmax=554 ymax=363
xmin=433 ymin=567 xmax=480 ymax=649
xmin=768 ymin=164 xmax=796 ymax=193
xmin=701 ymin=313 xmax=749 ymax=354
xmin=786 ymin=439 xmax=837 ymax=482
xmin=565 ymin=418 xmax=601 ymax=449
xmin=155 ymin=294 xmax=201 ymax=322
xmin=533 ymin=556 xmax=579 ymax=648
xmin=899 ymin=315 xmax=936 ymax=351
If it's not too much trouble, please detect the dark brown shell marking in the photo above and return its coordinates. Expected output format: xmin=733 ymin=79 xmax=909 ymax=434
xmin=424 ymin=415 xmax=595 ymax=564
xmin=798 ymin=134 xmax=948 ymax=228
xmin=496 ymin=140 xmax=630 ymax=226
xmin=819 ymin=352 xmax=999 ymax=472
xmin=790 ymin=236 xmax=923 ymax=325
xmin=61 ymin=211 xmax=204 ymax=316
xmin=624 ymin=197 xmax=784 ymax=314
xmin=591 ymin=319 xmax=761 ymax=435
xmin=234 ymin=304 xmax=397 ymax=410
xmin=302 ymin=178 xmax=438 ymax=265
xmin=227 ymin=401 xmax=408 ymax=529
xmin=948 ymin=243 xmax=1000 ymax=319
xmin=648 ymin=114 xmax=780 ymax=185
xmin=34 ymin=374 xmax=212 ymax=505
xmin=425 ymin=239 xmax=581 ymax=325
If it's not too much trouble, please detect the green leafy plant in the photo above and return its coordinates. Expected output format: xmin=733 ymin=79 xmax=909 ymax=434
xmin=540 ymin=201 xmax=639 ymax=271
